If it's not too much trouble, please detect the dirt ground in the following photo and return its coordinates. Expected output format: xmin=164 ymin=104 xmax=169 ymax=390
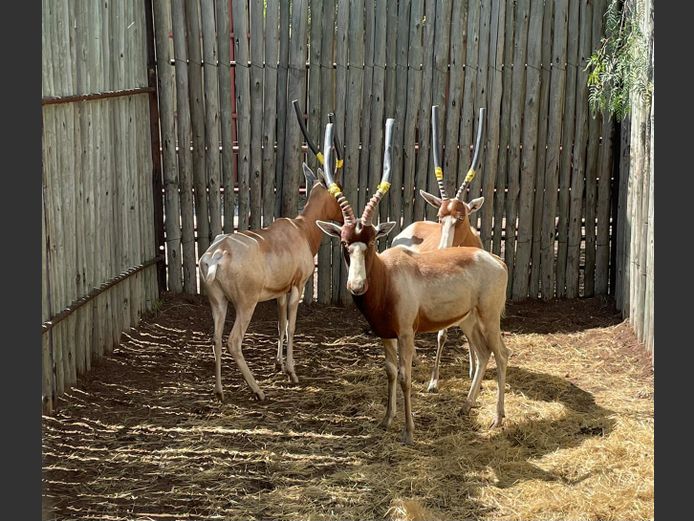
xmin=42 ymin=293 xmax=653 ymax=521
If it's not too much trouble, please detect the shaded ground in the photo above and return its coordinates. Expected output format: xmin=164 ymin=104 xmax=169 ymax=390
xmin=43 ymin=294 xmax=653 ymax=520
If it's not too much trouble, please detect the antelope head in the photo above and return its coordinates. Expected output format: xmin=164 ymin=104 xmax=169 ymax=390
xmin=421 ymin=105 xmax=486 ymax=248
xmin=293 ymin=100 xmax=346 ymax=224
xmin=316 ymin=119 xmax=397 ymax=296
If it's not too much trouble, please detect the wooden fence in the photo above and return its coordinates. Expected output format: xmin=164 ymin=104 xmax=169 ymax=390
xmin=42 ymin=0 xmax=162 ymax=412
xmin=614 ymin=0 xmax=654 ymax=361
xmin=152 ymin=0 xmax=617 ymax=306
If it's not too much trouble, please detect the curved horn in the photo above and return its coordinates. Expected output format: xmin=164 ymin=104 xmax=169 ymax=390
xmin=328 ymin=112 xmax=344 ymax=171
xmin=292 ymin=99 xmax=321 ymax=158
xmin=362 ymin=118 xmax=395 ymax=226
xmin=322 ymin=122 xmax=355 ymax=224
xmin=455 ymin=107 xmax=486 ymax=201
xmin=431 ymin=105 xmax=449 ymax=199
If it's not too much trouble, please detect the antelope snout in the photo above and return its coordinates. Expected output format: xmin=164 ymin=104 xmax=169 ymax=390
xmin=347 ymin=278 xmax=368 ymax=296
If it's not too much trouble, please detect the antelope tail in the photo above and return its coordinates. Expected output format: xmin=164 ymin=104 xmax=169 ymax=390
xmin=203 ymin=250 xmax=225 ymax=283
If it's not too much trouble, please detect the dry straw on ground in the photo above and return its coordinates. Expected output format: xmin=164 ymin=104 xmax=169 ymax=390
xmin=43 ymin=294 xmax=653 ymax=520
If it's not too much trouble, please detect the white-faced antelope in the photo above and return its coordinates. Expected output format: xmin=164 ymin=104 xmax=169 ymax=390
xmin=317 ymin=118 xmax=510 ymax=444
xmin=392 ymin=106 xmax=487 ymax=392
xmin=198 ymin=109 xmax=344 ymax=401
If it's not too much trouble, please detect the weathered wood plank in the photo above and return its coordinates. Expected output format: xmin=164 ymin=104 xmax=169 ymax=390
xmin=262 ymin=0 xmax=280 ymax=226
xmin=282 ymin=0 xmax=309 ymax=218
xmin=389 ymin=0 xmax=411 ymax=239
xmin=644 ymin=91 xmax=654 ymax=355
xmin=357 ymin=0 xmax=375 ymax=215
xmin=275 ymin=0 xmax=290 ymax=217
xmin=380 ymin=0 xmax=399 ymax=228
xmin=413 ymin=0 xmax=436 ymax=222
xmin=154 ymin=0 xmax=182 ymax=292
xmin=469 ymin=0 xmax=492 ymax=203
xmin=201 ymin=0 xmax=224 ymax=237
xmin=504 ymin=0 xmax=529 ymax=291
xmin=539 ymin=0 xmax=568 ymax=300
xmin=332 ymin=0 xmax=350 ymax=302
xmin=457 ymin=0 xmax=480 ymax=203
xmin=69 ymin=0 xmax=87 ymax=376
xmin=555 ymin=0 xmax=580 ymax=297
xmin=172 ymin=0 xmax=197 ymax=293
xmin=308 ymin=0 xmax=324 ymax=177
xmin=215 ymin=0 xmax=235 ymax=235
xmin=232 ymin=0 xmax=252 ymax=230
xmin=113 ymin=1 xmax=132 ymax=339
xmin=493 ymin=0 xmax=514 ymax=256
xmin=442 ymin=0 xmax=468 ymax=210
xmin=301 ymin=0 xmax=324 ymax=305
xmin=421 ymin=0 xmax=452 ymax=222
xmin=249 ymin=0 xmax=264 ymax=229
xmin=340 ymin=0 xmax=366 ymax=305
xmin=565 ymin=0 xmax=593 ymax=299
xmin=506 ymin=2 xmax=544 ymax=301
xmin=318 ymin=0 xmax=337 ymax=304
xmin=584 ymin=0 xmax=605 ymax=297
xmin=529 ymin=0 xmax=554 ymax=297
xmin=45 ymin=105 xmax=65 ymax=396
xmin=595 ymin=114 xmax=615 ymax=294
xmin=401 ymin=0 xmax=424 ymax=232
xmin=480 ymin=0 xmax=506 ymax=251
xmin=186 ymin=0 xmax=211 ymax=249
xmin=367 ymin=0 xmax=387 ymax=215
xmin=614 ymin=117 xmax=630 ymax=309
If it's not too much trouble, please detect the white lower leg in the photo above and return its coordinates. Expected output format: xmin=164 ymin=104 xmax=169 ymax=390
xmin=427 ymin=328 xmax=447 ymax=392
xmin=275 ymin=295 xmax=288 ymax=371
xmin=285 ymin=287 xmax=300 ymax=383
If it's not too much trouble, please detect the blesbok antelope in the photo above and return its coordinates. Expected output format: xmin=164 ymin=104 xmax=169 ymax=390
xmin=392 ymin=106 xmax=487 ymax=392
xmin=198 ymin=111 xmax=343 ymax=401
xmin=316 ymin=119 xmax=509 ymax=444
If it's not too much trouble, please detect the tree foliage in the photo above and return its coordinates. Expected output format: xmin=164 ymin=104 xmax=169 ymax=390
xmin=586 ymin=0 xmax=652 ymax=121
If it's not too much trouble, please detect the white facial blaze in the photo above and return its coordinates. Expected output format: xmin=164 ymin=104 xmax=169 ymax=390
xmin=347 ymin=242 xmax=368 ymax=292
xmin=438 ymin=215 xmax=458 ymax=249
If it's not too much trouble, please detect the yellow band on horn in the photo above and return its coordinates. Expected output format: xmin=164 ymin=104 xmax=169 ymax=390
xmin=465 ymin=168 xmax=476 ymax=184
xmin=316 ymin=152 xmax=324 ymax=165
xmin=336 ymin=159 xmax=344 ymax=169
xmin=377 ymin=181 xmax=391 ymax=193
xmin=435 ymin=166 xmax=444 ymax=180
xmin=328 ymin=183 xmax=341 ymax=196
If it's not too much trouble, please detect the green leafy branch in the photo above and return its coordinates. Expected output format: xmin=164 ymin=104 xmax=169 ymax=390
xmin=586 ymin=0 xmax=653 ymax=121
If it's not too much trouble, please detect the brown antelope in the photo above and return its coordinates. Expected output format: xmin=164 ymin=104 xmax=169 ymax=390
xmin=392 ymin=106 xmax=487 ymax=391
xmin=316 ymin=118 xmax=510 ymax=444
xmin=198 ymin=110 xmax=343 ymax=401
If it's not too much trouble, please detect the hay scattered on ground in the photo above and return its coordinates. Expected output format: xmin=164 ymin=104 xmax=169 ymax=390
xmin=43 ymin=294 xmax=653 ymax=520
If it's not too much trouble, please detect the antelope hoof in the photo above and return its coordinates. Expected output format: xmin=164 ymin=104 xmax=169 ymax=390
xmin=252 ymin=389 xmax=266 ymax=401
xmin=459 ymin=401 xmax=473 ymax=416
xmin=214 ymin=389 xmax=225 ymax=402
xmin=288 ymin=371 xmax=299 ymax=384
xmin=426 ymin=379 xmax=439 ymax=393
xmin=275 ymin=359 xmax=285 ymax=373
xmin=379 ymin=416 xmax=394 ymax=430
xmin=489 ymin=414 xmax=505 ymax=429
xmin=401 ymin=429 xmax=415 ymax=445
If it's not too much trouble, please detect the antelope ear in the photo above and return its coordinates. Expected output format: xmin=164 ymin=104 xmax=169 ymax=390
xmin=316 ymin=220 xmax=343 ymax=238
xmin=316 ymin=167 xmax=327 ymax=185
xmin=419 ymin=189 xmax=443 ymax=209
xmin=302 ymin=163 xmax=318 ymax=187
xmin=466 ymin=196 xmax=485 ymax=214
xmin=375 ymin=221 xmax=397 ymax=239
